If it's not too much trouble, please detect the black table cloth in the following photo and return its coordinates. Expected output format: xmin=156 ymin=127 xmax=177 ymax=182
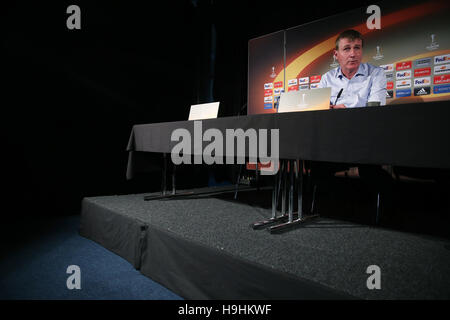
xmin=127 ymin=101 xmax=450 ymax=179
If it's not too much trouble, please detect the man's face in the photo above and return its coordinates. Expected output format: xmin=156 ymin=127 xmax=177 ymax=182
xmin=334 ymin=38 xmax=363 ymax=73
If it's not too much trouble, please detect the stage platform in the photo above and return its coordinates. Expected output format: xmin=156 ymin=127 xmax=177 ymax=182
xmin=79 ymin=186 xmax=450 ymax=300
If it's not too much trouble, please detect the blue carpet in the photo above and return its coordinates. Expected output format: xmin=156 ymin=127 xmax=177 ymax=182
xmin=0 ymin=215 xmax=183 ymax=300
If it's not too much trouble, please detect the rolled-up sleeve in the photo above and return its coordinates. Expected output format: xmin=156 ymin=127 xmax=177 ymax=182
xmin=368 ymin=68 xmax=387 ymax=106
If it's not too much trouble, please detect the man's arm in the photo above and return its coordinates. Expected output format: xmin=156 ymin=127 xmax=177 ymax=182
xmin=368 ymin=67 xmax=387 ymax=106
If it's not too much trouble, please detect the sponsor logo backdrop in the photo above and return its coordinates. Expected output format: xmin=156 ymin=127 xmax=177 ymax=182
xmin=248 ymin=0 xmax=450 ymax=114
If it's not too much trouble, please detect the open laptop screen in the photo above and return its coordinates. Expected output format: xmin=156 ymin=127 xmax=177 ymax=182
xmin=188 ymin=102 xmax=220 ymax=120
xmin=278 ymin=88 xmax=331 ymax=113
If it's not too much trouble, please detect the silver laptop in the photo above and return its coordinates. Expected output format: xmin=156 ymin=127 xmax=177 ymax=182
xmin=278 ymin=87 xmax=331 ymax=112
xmin=188 ymin=102 xmax=220 ymax=120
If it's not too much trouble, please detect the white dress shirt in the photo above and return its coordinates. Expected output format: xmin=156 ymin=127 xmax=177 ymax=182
xmin=318 ymin=63 xmax=387 ymax=108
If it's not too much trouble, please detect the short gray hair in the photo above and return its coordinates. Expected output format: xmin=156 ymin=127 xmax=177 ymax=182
xmin=335 ymin=29 xmax=364 ymax=50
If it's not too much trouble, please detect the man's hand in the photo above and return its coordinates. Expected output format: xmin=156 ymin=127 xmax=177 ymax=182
xmin=330 ymin=104 xmax=347 ymax=109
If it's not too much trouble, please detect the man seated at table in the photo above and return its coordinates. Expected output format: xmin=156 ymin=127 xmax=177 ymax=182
xmin=312 ymin=29 xmax=393 ymax=222
xmin=318 ymin=29 xmax=387 ymax=108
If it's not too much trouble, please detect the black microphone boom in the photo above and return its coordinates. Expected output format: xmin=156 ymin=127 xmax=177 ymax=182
xmin=334 ymin=88 xmax=343 ymax=105
xmin=237 ymin=103 xmax=247 ymax=117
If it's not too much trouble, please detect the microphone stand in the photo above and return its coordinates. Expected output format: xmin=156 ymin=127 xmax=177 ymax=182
xmin=237 ymin=103 xmax=247 ymax=118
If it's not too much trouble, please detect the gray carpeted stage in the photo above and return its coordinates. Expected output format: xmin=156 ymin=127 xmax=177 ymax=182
xmin=79 ymin=186 xmax=450 ymax=300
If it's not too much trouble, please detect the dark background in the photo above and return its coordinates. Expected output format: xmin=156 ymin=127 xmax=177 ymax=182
xmin=2 ymin=0 xmax=379 ymax=219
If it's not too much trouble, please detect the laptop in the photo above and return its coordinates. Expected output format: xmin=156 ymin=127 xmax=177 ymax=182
xmin=188 ymin=102 xmax=220 ymax=120
xmin=278 ymin=87 xmax=331 ymax=113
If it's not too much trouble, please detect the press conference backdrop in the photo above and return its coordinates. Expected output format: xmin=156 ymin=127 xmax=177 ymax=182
xmin=248 ymin=0 xmax=450 ymax=115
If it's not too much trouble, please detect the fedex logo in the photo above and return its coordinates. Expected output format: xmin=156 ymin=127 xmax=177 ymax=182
xmin=288 ymin=79 xmax=298 ymax=86
xmin=434 ymin=64 xmax=450 ymax=75
xmin=380 ymin=64 xmax=394 ymax=72
xmin=298 ymin=77 xmax=309 ymax=84
xmin=274 ymin=81 xmax=283 ymax=88
xmin=264 ymin=83 xmax=273 ymax=89
xmin=264 ymin=89 xmax=273 ymax=97
xmin=396 ymin=80 xmax=411 ymax=88
xmin=310 ymin=75 xmax=321 ymax=83
xmin=310 ymin=83 xmax=320 ymax=89
xmin=434 ymin=54 xmax=450 ymax=65
xmin=414 ymin=67 xmax=431 ymax=77
xmin=386 ymin=82 xmax=394 ymax=90
xmin=396 ymin=61 xmax=412 ymax=70
xmin=274 ymin=88 xmax=283 ymax=96
xmin=434 ymin=74 xmax=450 ymax=85
xmin=414 ymin=77 xmax=431 ymax=87
xmin=396 ymin=71 xmax=411 ymax=79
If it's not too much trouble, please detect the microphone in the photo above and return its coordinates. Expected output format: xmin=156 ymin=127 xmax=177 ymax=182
xmin=334 ymin=88 xmax=343 ymax=106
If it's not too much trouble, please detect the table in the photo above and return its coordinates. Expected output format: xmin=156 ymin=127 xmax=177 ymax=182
xmin=126 ymin=101 xmax=450 ymax=232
